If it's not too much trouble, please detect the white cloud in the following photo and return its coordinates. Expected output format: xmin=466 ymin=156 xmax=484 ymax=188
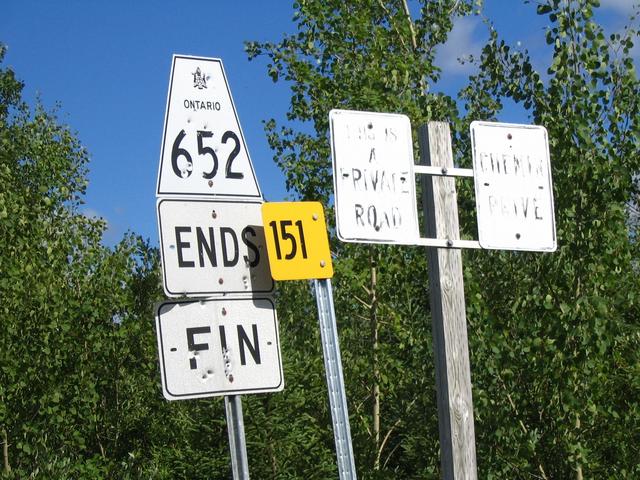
xmin=599 ymin=0 xmax=638 ymax=16
xmin=82 ymin=207 xmax=111 ymax=231
xmin=82 ymin=207 xmax=123 ymax=246
xmin=82 ymin=207 xmax=105 ymax=221
xmin=597 ymin=0 xmax=640 ymax=64
xmin=435 ymin=16 xmax=485 ymax=75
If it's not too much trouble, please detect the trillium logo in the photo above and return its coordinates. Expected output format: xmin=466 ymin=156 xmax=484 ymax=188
xmin=192 ymin=67 xmax=207 ymax=89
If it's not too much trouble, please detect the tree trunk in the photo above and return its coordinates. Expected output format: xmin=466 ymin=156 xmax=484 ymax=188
xmin=576 ymin=415 xmax=583 ymax=480
xmin=2 ymin=428 xmax=10 ymax=474
xmin=370 ymin=253 xmax=381 ymax=470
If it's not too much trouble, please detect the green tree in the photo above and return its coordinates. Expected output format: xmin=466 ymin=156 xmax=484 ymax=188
xmin=459 ymin=1 xmax=640 ymax=477
xmin=0 ymin=46 xmax=169 ymax=478
xmin=247 ymin=1 xmax=476 ymax=477
xmin=0 ymin=44 xmax=280 ymax=479
xmin=247 ymin=0 xmax=640 ymax=478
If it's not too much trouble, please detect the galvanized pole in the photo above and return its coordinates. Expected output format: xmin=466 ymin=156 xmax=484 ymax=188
xmin=225 ymin=395 xmax=250 ymax=480
xmin=418 ymin=122 xmax=478 ymax=479
xmin=314 ymin=278 xmax=358 ymax=480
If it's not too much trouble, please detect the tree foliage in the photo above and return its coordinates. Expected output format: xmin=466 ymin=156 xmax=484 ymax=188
xmin=1 ymin=0 xmax=639 ymax=477
xmin=247 ymin=0 xmax=640 ymax=478
xmin=0 ymin=46 xmax=172 ymax=478
xmin=0 ymin=45 xmax=273 ymax=480
xmin=246 ymin=0 xmax=475 ymax=478
xmin=459 ymin=1 xmax=640 ymax=477
xmin=0 ymin=46 xmax=253 ymax=479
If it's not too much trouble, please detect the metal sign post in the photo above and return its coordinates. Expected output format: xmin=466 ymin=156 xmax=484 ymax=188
xmin=226 ymin=395 xmax=250 ymax=480
xmin=261 ymin=202 xmax=356 ymax=479
xmin=314 ymin=278 xmax=357 ymax=480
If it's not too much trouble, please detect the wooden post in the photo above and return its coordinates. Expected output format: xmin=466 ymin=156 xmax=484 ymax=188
xmin=418 ymin=122 xmax=477 ymax=479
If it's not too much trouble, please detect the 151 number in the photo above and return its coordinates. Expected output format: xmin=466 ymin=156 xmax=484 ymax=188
xmin=268 ymin=220 xmax=308 ymax=260
xmin=171 ymin=129 xmax=244 ymax=180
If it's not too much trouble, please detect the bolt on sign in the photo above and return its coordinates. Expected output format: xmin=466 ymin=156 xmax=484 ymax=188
xmin=261 ymin=202 xmax=334 ymax=281
xmin=470 ymin=121 xmax=557 ymax=251
xmin=157 ymin=198 xmax=274 ymax=297
xmin=156 ymin=55 xmax=261 ymax=199
xmin=155 ymin=297 xmax=283 ymax=400
xmin=329 ymin=109 xmax=419 ymax=244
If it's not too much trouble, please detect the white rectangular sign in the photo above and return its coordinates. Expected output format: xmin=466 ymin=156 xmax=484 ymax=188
xmin=156 ymin=55 xmax=261 ymax=199
xmin=157 ymin=199 xmax=274 ymax=297
xmin=330 ymin=109 xmax=419 ymax=244
xmin=156 ymin=297 xmax=283 ymax=400
xmin=471 ymin=121 xmax=556 ymax=251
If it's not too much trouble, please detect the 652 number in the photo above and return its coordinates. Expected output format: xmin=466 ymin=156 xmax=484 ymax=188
xmin=171 ymin=129 xmax=244 ymax=180
xmin=268 ymin=220 xmax=308 ymax=261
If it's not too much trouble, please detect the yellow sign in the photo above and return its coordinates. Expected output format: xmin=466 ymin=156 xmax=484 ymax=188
xmin=261 ymin=202 xmax=333 ymax=280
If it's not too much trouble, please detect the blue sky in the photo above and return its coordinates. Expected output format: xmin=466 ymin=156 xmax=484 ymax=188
xmin=2 ymin=0 xmax=636 ymax=245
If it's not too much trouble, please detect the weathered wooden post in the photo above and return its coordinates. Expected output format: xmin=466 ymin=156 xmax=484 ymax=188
xmin=418 ymin=122 xmax=478 ymax=479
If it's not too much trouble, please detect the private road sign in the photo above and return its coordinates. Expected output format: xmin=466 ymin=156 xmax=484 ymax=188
xmin=329 ymin=109 xmax=419 ymax=244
